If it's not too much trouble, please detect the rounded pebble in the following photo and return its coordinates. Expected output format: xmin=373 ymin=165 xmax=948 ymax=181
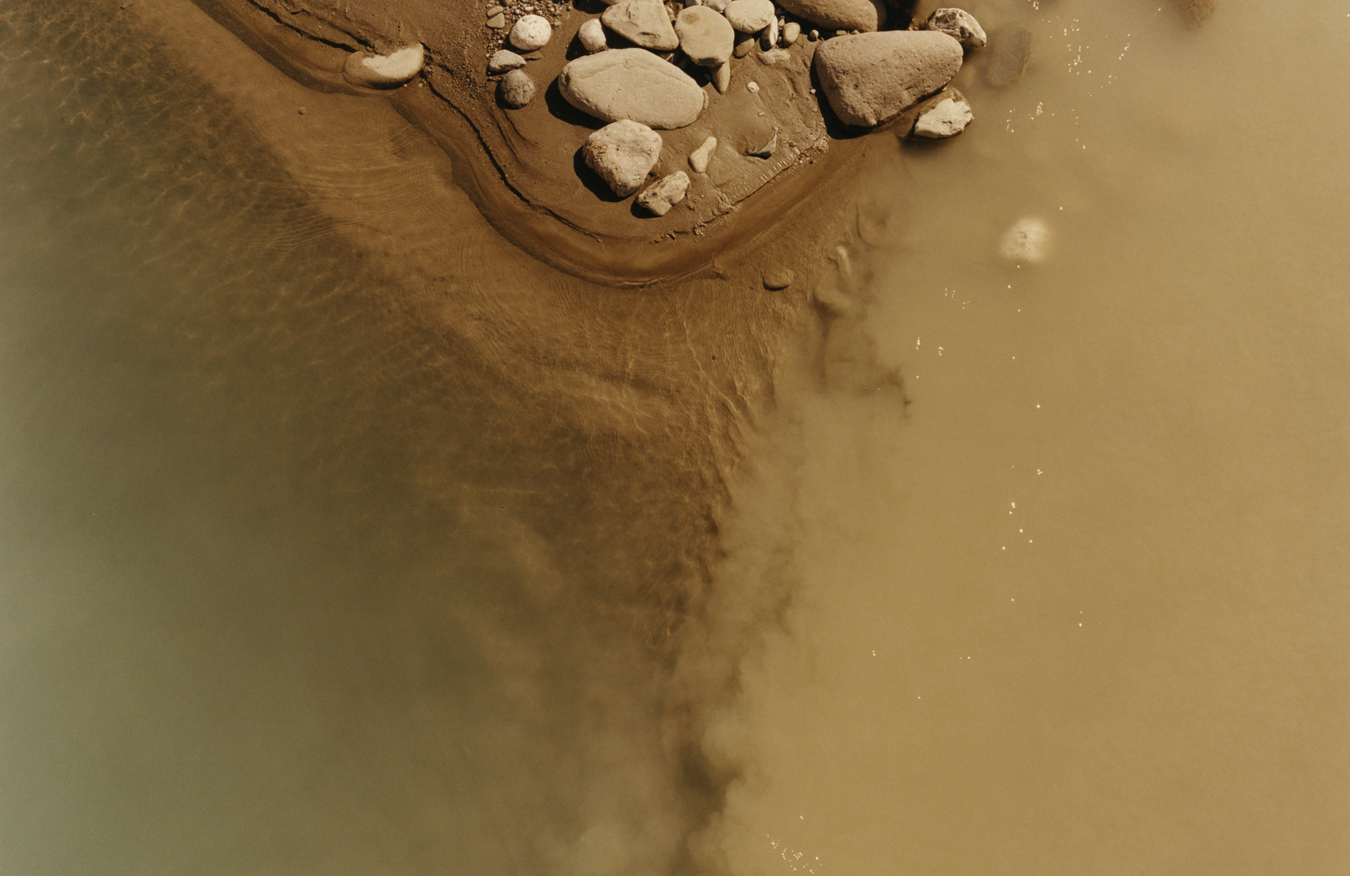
xmin=497 ymin=69 xmax=537 ymax=108
xmin=578 ymin=18 xmax=608 ymax=52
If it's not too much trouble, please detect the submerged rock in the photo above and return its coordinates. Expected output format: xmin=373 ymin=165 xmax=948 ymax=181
xmin=775 ymin=0 xmax=886 ymax=33
xmin=813 ymin=31 xmax=963 ymax=127
xmin=602 ymin=0 xmax=681 ymax=51
xmin=986 ymin=25 xmax=1031 ymax=87
xmin=925 ymin=8 xmax=986 ymax=49
xmin=637 ymin=172 xmax=691 ymax=215
xmin=675 ymin=6 xmax=735 ymax=66
xmin=909 ymin=89 xmax=972 ymax=138
xmin=560 ymin=49 xmax=707 ymax=129
xmin=999 ymin=217 xmax=1051 ymax=263
xmin=583 ymin=120 xmax=664 ymax=198
xmin=342 ymin=44 xmax=425 ymax=88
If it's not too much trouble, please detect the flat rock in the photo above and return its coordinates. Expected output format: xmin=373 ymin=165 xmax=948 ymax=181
xmin=342 ymin=44 xmax=424 ymax=87
xmin=813 ymin=30 xmax=963 ymax=127
xmin=509 ymin=14 xmax=552 ymax=52
xmin=724 ymin=0 xmax=775 ymax=33
xmin=602 ymin=0 xmax=680 ymax=51
xmin=636 ymin=172 xmax=691 ymax=215
xmin=986 ymin=25 xmax=1031 ymax=86
xmin=497 ymin=69 xmax=536 ymax=108
xmin=583 ymin=120 xmax=664 ymax=198
xmin=909 ymin=88 xmax=972 ymax=138
xmin=559 ymin=49 xmax=708 ymax=129
xmin=926 ymin=8 xmax=986 ymax=49
xmin=775 ymin=0 xmax=885 ymax=32
xmin=487 ymin=49 xmax=526 ymax=74
xmin=675 ymin=6 xmax=735 ymax=66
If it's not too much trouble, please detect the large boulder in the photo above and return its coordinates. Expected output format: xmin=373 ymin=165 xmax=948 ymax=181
xmin=583 ymin=120 xmax=664 ymax=198
xmin=775 ymin=0 xmax=886 ymax=32
xmin=813 ymin=30 xmax=963 ymax=127
xmin=675 ymin=6 xmax=736 ymax=67
xmin=601 ymin=0 xmax=680 ymax=51
xmin=559 ymin=49 xmax=708 ymax=129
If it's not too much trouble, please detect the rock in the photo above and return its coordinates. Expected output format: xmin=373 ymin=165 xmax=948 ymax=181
xmin=758 ymin=46 xmax=790 ymax=65
xmin=999 ymin=217 xmax=1051 ymax=263
xmin=813 ymin=30 xmax=963 ymax=127
xmin=675 ymin=6 xmax=735 ymax=65
xmin=636 ymin=172 xmax=691 ymax=215
xmin=497 ymin=69 xmax=536 ymax=108
xmin=510 ymin=15 xmax=553 ymax=51
xmin=713 ymin=59 xmax=732 ymax=92
xmin=689 ymin=136 xmax=717 ymax=172
xmin=775 ymin=0 xmax=885 ymax=32
xmin=780 ymin=21 xmax=801 ymax=46
xmin=746 ymin=129 xmax=777 ymax=157
xmin=487 ymin=49 xmax=527 ymax=74
xmin=578 ymin=19 xmax=608 ymax=52
xmin=925 ymin=8 xmax=986 ymax=49
xmin=733 ymin=35 xmax=755 ymax=58
xmin=760 ymin=18 xmax=778 ymax=50
xmin=560 ymin=49 xmax=708 ymax=129
xmin=583 ymin=120 xmax=664 ymax=198
xmin=986 ymin=25 xmax=1031 ymax=86
xmin=909 ymin=88 xmax=972 ymax=138
xmin=763 ymin=266 xmax=794 ymax=289
xmin=704 ymin=0 xmax=731 ymax=11
xmin=724 ymin=0 xmax=775 ymax=32
xmin=1176 ymin=0 xmax=1216 ymax=24
xmin=486 ymin=5 xmax=505 ymax=15
xmin=602 ymin=0 xmax=680 ymax=51
xmin=486 ymin=12 xmax=506 ymax=28
xmin=342 ymin=44 xmax=425 ymax=88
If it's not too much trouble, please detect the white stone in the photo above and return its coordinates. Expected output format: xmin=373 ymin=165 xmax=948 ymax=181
xmin=583 ymin=120 xmax=664 ymax=198
xmin=637 ymin=172 xmax=691 ymax=215
xmin=780 ymin=21 xmax=801 ymax=46
xmin=911 ymin=92 xmax=972 ymax=138
xmin=713 ymin=59 xmax=732 ymax=92
xmin=689 ymin=136 xmax=717 ymax=172
xmin=675 ymin=6 xmax=735 ymax=66
xmin=926 ymin=8 xmax=986 ymax=49
xmin=509 ymin=15 xmax=552 ymax=52
xmin=999 ymin=217 xmax=1052 ymax=263
xmin=578 ymin=18 xmax=608 ymax=52
xmin=813 ymin=30 xmax=963 ymax=127
xmin=342 ymin=44 xmax=424 ymax=88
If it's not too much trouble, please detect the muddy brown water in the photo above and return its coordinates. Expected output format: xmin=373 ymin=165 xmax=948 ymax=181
xmin=2 ymin=1 xmax=1347 ymax=875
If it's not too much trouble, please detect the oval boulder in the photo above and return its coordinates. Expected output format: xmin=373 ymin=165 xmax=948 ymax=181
xmin=559 ymin=49 xmax=708 ymax=130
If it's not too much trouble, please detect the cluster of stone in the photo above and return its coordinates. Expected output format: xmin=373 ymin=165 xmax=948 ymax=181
xmin=478 ymin=2 xmax=990 ymax=216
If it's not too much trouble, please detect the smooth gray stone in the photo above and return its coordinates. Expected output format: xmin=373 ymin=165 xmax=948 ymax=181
xmin=497 ymin=69 xmax=536 ymax=109
xmin=775 ymin=0 xmax=885 ymax=32
xmin=559 ymin=49 xmax=708 ymax=129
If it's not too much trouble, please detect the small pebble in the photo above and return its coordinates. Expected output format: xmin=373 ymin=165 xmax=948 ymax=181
xmin=689 ymin=135 xmax=717 ymax=172
xmin=808 ymin=28 xmax=819 ymax=41
xmin=488 ymin=49 xmax=527 ymax=74
xmin=763 ymin=266 xmax=794 ymax=289
xmin=746 ymin=80 xmax=760 ymax=93
xmin=733 ymin=35 xmax=755 ymax=58
xmin=486 ymin=5 xmax=505 ymax=16
xmin=486 ymin=12 xmax=506 ymax=28
xmin=578 ymin=18 xmax=607 ymax=52
xmin=780 ymin=21 xmax=800 ymax=46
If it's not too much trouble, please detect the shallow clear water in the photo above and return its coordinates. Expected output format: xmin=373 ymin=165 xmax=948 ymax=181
xmin=2 ymin=1 xmax=1347 ymax=875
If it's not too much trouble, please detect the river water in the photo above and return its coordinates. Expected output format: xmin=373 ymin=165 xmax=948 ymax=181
xmin=1 ymin=2 xmax=1347 ymax=875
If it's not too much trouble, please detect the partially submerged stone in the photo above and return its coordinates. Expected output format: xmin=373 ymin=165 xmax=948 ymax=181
xmin=583 ymin=120 xmax=664 ymax=198
xmin=775 ymin=0 xmax=886 ymax=33
xmin=342 ymin=44 xmax=424 ymax=88
xmin=999 ymin=217 xmax=1051 ymax=263
xmin=602 ymin=0 xmax=680 ymax=51
xmin=559 ymin=49 xmax=707 ymax=129
xmin=909 ymin=89 xmax=972 ymax=138
xmin=675 ymin=6 xmax=735 ymax=66
xmin=926 ymin=8 xmax=986 ymax=49
xmin=637 ymin=172 xmax=691 ymax=215
xmin=813 ymin=31 xmax=963 ymax=127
